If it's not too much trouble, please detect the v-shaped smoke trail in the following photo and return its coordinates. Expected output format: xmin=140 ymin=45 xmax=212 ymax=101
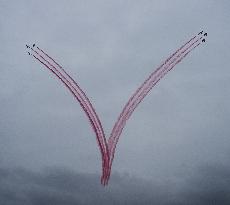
xmin=26 ymin=31 xmax=206 ymax=185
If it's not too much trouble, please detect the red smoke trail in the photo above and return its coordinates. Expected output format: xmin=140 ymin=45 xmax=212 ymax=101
xmin=27 ymin=32 xmax=205 ymax=185
xmin=34 ymin=47 xmax=110 ymax=183
xmin=120 ymin=37 xmax=202 ymax=128
xmin=34 ymin=47 xmax=105 ymax=145
xmin=105 ymin=39 xmax=202 ymax=183
xmin=107 ymin=35 xmax=198 ymax=151
xmin=104 ymin=35 xmax=202 ymax=183
xmin=105 ymin=36 xmax=203 ymax=183
xmin=30 ymin=48 xmax=109 ymax=184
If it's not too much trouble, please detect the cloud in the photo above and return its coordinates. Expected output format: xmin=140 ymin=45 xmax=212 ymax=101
xmin=0 ymin=167 xmax=168 ymax=205
xmin=0 ymin=164 xmax=229 ymax=205
xmin=176 ymin=164 xmax=230 ymax=205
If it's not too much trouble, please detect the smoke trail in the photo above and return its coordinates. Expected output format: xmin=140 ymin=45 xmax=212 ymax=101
xmin=111 ymin=36 xmax=201 ymax=146
xmin=106 ymin=40 xmax=202 ymax=183
xmin=122 ymin=37 xmax=202 ymax=126
xmin=30 ymin=49 xmax=108 ymax=184
xmin=34 ymin=47 xmax=110 ymax=183
xmin=31 ymin=48 xmax=104 ymax=149
xmin=107 ymin=35 xmax=198 ymax=151
xmin=105 ymin=36 xmax=203 ymax=183
xmin=27 ymin=31 xmax=206 ymax=185
xmin=108 ymin=40 xmax=199 ymax=157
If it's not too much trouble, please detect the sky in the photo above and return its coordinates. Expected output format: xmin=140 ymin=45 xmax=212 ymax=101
xmin=1 ymin=0 xmax=230 ymax=204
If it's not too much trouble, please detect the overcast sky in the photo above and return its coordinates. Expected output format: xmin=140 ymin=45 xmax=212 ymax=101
xmin=1 ymin=0 xmax=230 ymax=204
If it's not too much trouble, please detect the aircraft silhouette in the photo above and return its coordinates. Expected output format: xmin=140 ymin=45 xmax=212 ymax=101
xmin=33 ymin=44 xmax=35 ymax=47
xmin=198 ymin=31 xmax=203 ymax=35
xmin=202 ymin=39 xmax=205 ymax=42
xmin=204 ymin=33 xmax=207 ymax=36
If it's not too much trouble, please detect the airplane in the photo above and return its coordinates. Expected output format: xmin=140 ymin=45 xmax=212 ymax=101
xmin=202 ymin=39 xmax=205 ymax=42
xmin=198 ymin=31 xmax=203 ymax=35
xmin=33 ymin=44 xmax=35 ymax=47
xmin=28 ymin=52 xmax=31 ymax=55
xmin=26 ymin=45 xmax=30 ymax=48
xmin=204 ymin=33 xmax=207 ymax=36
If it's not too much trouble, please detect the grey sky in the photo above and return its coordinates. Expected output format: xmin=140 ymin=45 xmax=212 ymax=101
xmin=1 ymin=0 xmax=230 ymax=204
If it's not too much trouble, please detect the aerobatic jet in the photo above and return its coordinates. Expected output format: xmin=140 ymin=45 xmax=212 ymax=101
xmin=204 ymin=33 xmax=207 ymax=36
xmin=198 ymin=31 xmax=203 ymax=35
xmin=202 ymin=39 xmax=205 ymax=42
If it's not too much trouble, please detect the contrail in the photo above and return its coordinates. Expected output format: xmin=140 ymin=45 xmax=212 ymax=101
xmin=26 ymin=31 xmax=206 ymax=185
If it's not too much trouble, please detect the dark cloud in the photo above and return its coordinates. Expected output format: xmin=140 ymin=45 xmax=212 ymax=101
xmin=176 ymin=164 xmax=230 ymax=205
xmin=0 ymin=167 xmax=168 ymax=205
xmin=0 ymin=164 xmax=229 ymax=205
